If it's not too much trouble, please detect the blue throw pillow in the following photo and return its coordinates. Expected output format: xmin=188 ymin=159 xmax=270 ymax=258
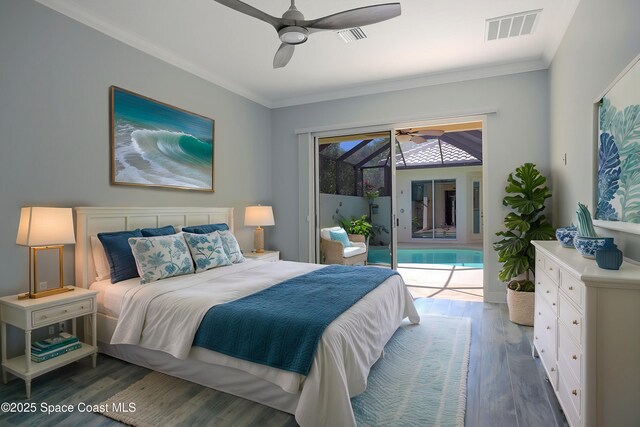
xmin=98 ymin=229 xmax=143 ymax=283
xmin=141 ymin=225 xmax=176 ymax=237
xmin=330 ymin=229 xmax=352 ymax=247
xmin=182 ymin=223 xmax=229 ymax=234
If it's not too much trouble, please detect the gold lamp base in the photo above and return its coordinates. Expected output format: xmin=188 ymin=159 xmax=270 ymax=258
xmin=254 ymin=226 xmax=265 ymax=253
xmin=18 ymin=286 xmax=74 ymax=300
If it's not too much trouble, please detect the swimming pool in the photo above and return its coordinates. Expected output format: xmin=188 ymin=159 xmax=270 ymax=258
xmin=367 ymin=247 xmax=483 ymax=267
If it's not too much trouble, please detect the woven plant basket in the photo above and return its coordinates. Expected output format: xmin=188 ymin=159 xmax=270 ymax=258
xmin=506 ymin=285 xmax=534 ymax=326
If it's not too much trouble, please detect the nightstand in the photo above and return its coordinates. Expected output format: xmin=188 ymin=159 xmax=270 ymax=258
xmin=0 ymin=286 xmax=98 ymax=398
xmin=244 ymin=250 xmax=280 ymax=262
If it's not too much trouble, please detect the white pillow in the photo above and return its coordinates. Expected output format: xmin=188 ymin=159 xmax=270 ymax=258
xmin=217 ymin=230 xmax=245 ymax=263
xmin=90 ymin=236 xmax=111 ymax=281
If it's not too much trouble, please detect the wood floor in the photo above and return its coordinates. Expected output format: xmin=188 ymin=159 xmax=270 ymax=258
xmin=0 ymin=299 xmax=567 ymax=427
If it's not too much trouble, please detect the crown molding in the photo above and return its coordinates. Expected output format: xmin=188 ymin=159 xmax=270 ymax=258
xmin=36 ymin=0 xmax=273 ymax=107
xmin=271 ymin=58 xmax=549 ymax=108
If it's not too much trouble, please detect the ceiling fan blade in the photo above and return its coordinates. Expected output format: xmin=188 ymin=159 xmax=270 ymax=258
xmin=273 ymin=43 xmax=295 ymax=69
xmin=418 ymin=130 xmax=445 ymax=137
xmin=303 ymin=3 xmax=401 ymax=31
xmin=214 ymin=0 xmax=285 ymax=30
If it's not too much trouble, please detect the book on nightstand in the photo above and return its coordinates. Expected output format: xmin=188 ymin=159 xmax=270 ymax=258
xmin=31 ymin=332 xmax=81 ymax=363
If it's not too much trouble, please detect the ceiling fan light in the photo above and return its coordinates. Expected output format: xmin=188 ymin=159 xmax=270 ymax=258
xmin=279 ymin=26 xmax=309 ymax=45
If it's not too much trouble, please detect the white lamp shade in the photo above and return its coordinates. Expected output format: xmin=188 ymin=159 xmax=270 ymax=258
xmin=16 ymin=207 xmax=76 ymax=247
xmin=244 ymin=206 xmax=275 ymax=227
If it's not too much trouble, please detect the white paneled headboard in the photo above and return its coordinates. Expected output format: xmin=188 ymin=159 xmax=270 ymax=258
xmin=74 ymin=207 xmax=234 ymax=289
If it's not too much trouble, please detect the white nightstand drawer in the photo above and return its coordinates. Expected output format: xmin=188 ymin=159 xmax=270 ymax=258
xmin=32 ymin=298 xmax=94 ymax=327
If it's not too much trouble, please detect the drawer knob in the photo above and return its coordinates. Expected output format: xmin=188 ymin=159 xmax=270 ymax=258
xmin=571 ymin=389 xmax=578 ymax=396
xmin=540 ymin=349 xmax=545 ymax=353
xmin=546 ymin=326 xmax=551 ymax=330
xmin=549 ymin=267 xmax=554 ymax=271
xmin=569 ymin=286 xmax=574 ymax=290
xmin=572 ymin=354 xmax=578 ymax=360
xmin=535 ymin=336 xmax=538 ymax=340
xmin=546 ymin=290 xmax=550 ymax=294
xmin=572 ymin=320 xmax=579 ymax=325
xmin=81 ymin=306 xmax=84 ymax=309
xmin=538 ymin=312 xmax=542 ymax=315
xmin=550 ymin=367 xmax=555 ymax=372
xmin=63 ymin=309 xmax=68 ymax=313
xmin=552 ymin=303 xmax=556 ymax=306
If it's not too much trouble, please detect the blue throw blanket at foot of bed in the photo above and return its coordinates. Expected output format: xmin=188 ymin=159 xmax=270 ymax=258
xmin=193 ymin=264 xmax=399 ymax=375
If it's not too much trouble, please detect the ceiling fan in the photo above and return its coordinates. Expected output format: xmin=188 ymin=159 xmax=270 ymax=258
xmin=214 ymin=0 xmax=401 ymax=68
xmin=395 ymin=129 xmax=445 ymax=144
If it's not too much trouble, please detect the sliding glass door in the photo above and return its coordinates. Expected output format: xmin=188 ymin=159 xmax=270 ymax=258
xmin=411 ymin=179 xmax=457 ymax=240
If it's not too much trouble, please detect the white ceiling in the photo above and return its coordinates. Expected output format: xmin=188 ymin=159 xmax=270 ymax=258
xmin=36 ymin=0 xmax=580 ymax=108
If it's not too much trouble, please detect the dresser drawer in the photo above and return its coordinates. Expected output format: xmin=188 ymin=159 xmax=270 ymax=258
xmin=31 ymin=298 xmax=94 ymax=327
xmin=544 ymin=257 xmax=560 ymax=284
xmin=537 ymin=271 xmax=558 ymax=315
xmin=558 ymin=322 xmax=582 ymax=383
xmin=536 ymin=252 xmax=545 ymax=272
xmin=560 ymin=270 xmax=584 ymax=308
xmin=535 ymin=298 xmax=557 ymax=360
xmin=559 ymin=358 xmax=582 ymax=425
xmin=558 ymin=293 xmax=582 ymax=345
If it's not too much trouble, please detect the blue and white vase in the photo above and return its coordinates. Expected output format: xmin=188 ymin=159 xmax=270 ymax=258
xmin=556 ymin=226 xmax=577 ymax=248
xmin=595 ymin=240 xmax=623 ymax=270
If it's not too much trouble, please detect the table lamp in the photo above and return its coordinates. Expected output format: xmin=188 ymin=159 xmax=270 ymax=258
xmin=16 ymin=207 xmax=76 ymax=299
xmin=244 ymin=205 xmax=275 ymax=253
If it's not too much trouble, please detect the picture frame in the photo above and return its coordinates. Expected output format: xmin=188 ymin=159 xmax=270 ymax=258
xmin=110 ymin=86 xmax=215 ymax=192
xmin=593 ymin=54 xmax=640 ymax=235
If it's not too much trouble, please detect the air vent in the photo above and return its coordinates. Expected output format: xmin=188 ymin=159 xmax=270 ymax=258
xmin=486 ymin=9 xmax=541 ymax=41
xmin=336 ymin=27 xmax=367 ymax=43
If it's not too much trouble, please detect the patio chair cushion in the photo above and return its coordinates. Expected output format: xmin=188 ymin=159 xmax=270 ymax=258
xmin=343 ymin=244 xmax=366 ymax=258
xmin=329 ymin=229 xmax=352 ymax=247
xmin=320 ymin=226 xmax=342 ymax=241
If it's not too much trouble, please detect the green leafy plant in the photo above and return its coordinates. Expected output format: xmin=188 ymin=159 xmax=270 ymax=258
xmin=338 ymin=215 xmax=373 ymax=238
xmin=493 ymin=163 xmax=555 ymax=292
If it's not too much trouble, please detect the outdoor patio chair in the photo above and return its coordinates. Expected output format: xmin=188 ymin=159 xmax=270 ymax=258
xmin=319 ymin=226 xmax=368 ymax=265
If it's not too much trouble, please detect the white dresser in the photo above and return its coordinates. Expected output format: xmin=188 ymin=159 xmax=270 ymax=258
xmin=532 ymin=241 xmax=640 ymax=427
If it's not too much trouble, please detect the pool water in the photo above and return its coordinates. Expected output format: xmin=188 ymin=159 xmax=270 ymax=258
xmin=367 ymin=248 xmax=483 ymax=268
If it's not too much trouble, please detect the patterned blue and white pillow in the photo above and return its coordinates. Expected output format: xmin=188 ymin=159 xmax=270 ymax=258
xmin=183 ymin=231 xmax=232 ymax=273
xmin=128 ymin=233 xmax=194 ymax=284
xmin=217 ymin=230 xmax=245 ymax=263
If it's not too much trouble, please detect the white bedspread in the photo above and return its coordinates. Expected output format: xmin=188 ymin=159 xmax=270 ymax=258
xmin=111 ymin=260 xmax=419 ymax=427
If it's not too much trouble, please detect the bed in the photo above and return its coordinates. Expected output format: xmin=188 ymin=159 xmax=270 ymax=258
xmin=75 ymin=207 xmax=419 ymax=426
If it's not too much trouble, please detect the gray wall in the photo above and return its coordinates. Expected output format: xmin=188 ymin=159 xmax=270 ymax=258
xmin=0 ymin=0 xmax=273 ymax=302
xmin=549 ymin=0 xmax=640 ymax=260
xmin=271 ymin=70 xmax=550 ymax=303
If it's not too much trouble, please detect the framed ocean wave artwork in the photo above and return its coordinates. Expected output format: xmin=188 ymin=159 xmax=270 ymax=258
xmin=110 ymin=86 xmax=214 ymax=192
xmin=594 ymin=55 xmax=640 ymax=235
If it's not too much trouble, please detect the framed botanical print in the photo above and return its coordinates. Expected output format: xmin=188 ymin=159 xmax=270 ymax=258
xmin=594 ymin=55 xmax=640 ymax=235
xmin=110 ymin=86 xmax=214 ymax=191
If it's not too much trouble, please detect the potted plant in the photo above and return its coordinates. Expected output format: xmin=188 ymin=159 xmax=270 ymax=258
xmin=338 ymin=215 xmax=373 ymax=241
xmin=493 ymin=163 xmax=555 ymax=326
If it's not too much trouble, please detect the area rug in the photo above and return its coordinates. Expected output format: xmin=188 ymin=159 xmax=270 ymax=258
xmin=98 ymin=315 xmax=471 ymax=427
